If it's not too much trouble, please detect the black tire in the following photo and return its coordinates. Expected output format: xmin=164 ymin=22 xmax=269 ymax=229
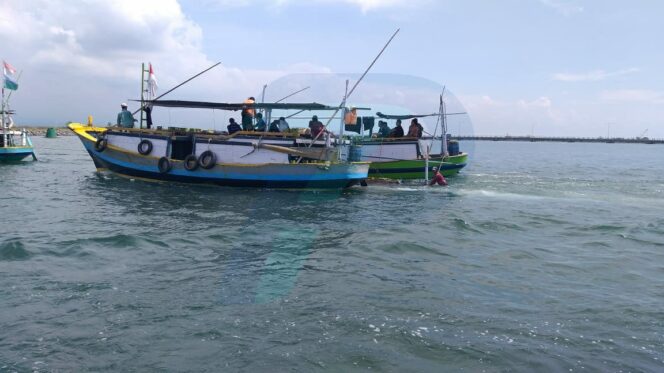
xmin=157 ymin=157 xmax=172 ymax=174
xmin=198 ymin=150 xmax=216 ymax=169
xmin=94 ymin=137 xmax=108 ymax=152
xmin=137 ymin=139 xmax=153 ymax=155
xmin=184 ymin=154 xmax=199 ymax=171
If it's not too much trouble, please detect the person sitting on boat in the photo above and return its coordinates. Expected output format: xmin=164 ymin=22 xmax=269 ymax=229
xmin=377 ymin=120 xmax=390 ymax=137
xmin=408 ymin=118 xmax=423 ymax=138
xmin=254 ymin=112 xmax=267 ymax=131
xmin=268 ymin=120 xmax=280 ymax=132
xmin=429 ymin=166 xmax=448 ymax=186
xmin=309 ymin=115 xmax=325 ymax=138
xmin=227 ymin=118 xmax=241 ymax=134
xmin=278 ymin=117 xmax=290 ymax=132
xmin=117 ymin=103 xmax=136 ymax=128
xmin=241 ymin=96 xmax=255 ymax=131
xmin=388 ymin=119 xmax=404 ymax=138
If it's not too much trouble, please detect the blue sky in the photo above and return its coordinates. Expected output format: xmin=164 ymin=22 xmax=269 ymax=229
xmin=1 ymin=0 xmax=663 ymax=137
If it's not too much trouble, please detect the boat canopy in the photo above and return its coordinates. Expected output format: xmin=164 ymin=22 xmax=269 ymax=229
xmin=375 ymin=112 xmax=439 ymax=120
xmin=138 ymin=100 xmax=351 ymax=111
xmin=375 ymin=111 xmax=466 ymax=120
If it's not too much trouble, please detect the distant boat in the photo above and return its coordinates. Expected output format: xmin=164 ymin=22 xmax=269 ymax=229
xmin=69 ymin=100 xmax=369 ymax=189
xmin=0 ymin=110 xmax=36 ymax=162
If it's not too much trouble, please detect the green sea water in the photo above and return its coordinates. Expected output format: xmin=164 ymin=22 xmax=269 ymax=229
xmin=1 ymin=136 xmax=663 ymax=371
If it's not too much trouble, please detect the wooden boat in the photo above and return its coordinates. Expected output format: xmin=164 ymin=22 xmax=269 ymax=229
xmin=352 ymin=95 xmax=468 ymax=180
xmin=69 ymin=101 xmax=369 ymax=189
xmin=360 ymin=136 xmax=467 ymax=179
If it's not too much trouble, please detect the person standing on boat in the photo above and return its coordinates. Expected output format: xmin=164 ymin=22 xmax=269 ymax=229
xmin=377 ymin=120 xmax=391 ymax=137
xmin=254 ymin=112 xmax=266 ymax=131
xmin=278 ymin=117 xmax=290 ymax=132
xmin=227 ymin=118 xmax=241 ymax=134
xmin=309 ymin=115 xmax=325 ymax=138
xmin=429 ymin=166 xmax=448 ymax=186
xmin=388 ymin=119 xmax=404 ymax=138
xmin=117 ymin=103 xmax=136 ymax=128
xmin=241 ymin=97 xmax=255 ymax=131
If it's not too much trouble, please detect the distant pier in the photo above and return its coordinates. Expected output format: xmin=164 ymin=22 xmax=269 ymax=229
xmin=455 ymin=136 xmax=664 ymax=144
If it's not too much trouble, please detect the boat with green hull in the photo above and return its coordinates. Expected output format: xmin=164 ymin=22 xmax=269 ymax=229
xmin=367 ymin=152 xmax=467 ymax=179
xmin=352 ymin=91 xmax=468 ymax=180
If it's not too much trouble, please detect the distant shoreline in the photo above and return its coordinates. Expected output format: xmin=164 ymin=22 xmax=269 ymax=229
xmin=21 ymin=127 xmax=73 ymax=136
xmin=456 ymin=136 xmax=664 ymax=145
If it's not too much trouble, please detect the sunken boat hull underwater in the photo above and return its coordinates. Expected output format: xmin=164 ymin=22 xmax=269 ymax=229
xmin=68 ymin=123 xmax=369 ymax=189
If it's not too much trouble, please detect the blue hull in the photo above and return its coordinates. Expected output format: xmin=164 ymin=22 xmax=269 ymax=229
xmin=0 ymin=147 xmax=34 ymax=162
xmin=76 ymin=130 xmax=368 ymax=189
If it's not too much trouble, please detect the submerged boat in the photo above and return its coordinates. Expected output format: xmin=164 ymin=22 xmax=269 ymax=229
xmin=70 ymin=101 xmax=369 ymax=189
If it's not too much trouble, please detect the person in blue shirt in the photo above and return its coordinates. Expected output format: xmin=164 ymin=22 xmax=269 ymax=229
xmin=227 ymin=118 xmax=241 ymax=134
xmin=254 ymin=112 xmax=266 ymax=131
xmin=377 ymin=120 xmax=391 ymax=137
xmin=116 ymin=103 xmax=136 ymax=128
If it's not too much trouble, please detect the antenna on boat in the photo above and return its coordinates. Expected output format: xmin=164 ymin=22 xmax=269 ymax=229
xmin=306 ymin=28 xmax=401 ymax=149
xmin=133 ymin=61 xmax=222 ymax=116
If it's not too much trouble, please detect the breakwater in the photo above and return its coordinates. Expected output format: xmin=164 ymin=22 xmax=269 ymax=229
xmin=456 ymin=135 xmax=664 ymax=144
xmin=23 ymin=127 xmax=73 ymax=136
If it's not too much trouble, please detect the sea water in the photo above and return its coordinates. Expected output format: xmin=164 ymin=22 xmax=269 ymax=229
xmin=1 ymin=136 xmax=663 ymax=371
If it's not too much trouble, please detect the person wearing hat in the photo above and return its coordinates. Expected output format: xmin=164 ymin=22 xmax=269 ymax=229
xmin=116 ymin=103 xmax=136 ymax=128
xmin=308 ymin=115 xmax=325 ymax=138
xmin=429 ymin=166 xmax=448 ymax=186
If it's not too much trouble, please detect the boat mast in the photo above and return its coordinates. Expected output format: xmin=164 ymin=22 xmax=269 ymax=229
xmin=441 ymin=90 xmax=449 ymax=157
xmin=140 ymin=63 xmax=146 ymax=129
xmin=1 ymin=87 xmax=6 ymax=148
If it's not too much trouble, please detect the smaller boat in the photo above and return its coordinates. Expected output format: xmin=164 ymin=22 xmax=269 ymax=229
xmin=0 ymin=109 xmax=36 ymax=162
xmin=348 ymin=93 xmax=468 ymax=180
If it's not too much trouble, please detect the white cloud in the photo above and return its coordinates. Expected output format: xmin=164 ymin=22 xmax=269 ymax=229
xmin=204 ymin=0 xmax=425 ymax=12
xmin=0 ymin=0 xmax=334 ymax=125
xmin=552 ymin=68 xmax=639 ymax=82
xmin=538 ymin=0 xmax=584 ymax=16
xmin=599 ymin=89 xmax=664 ymax=104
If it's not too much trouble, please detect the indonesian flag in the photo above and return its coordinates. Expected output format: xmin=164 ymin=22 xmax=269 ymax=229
xmin=3 ymin=60 xmax=18 ymax=90
xmin=147 ymin=63 xmax=158 ymax=98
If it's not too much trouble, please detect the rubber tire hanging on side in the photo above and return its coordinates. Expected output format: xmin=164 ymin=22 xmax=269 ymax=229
xmin=198 ymin=150 xmax=216 ymax=170
xmin=94 ymin=137 xmax=108 ymax=152
xmin=137 ymin=139 xmax=153 ymax=155
xmin=158 ymin=157 xmax=172 ymax=174
xmin=184 ymin=154 xmax=199 ymax=171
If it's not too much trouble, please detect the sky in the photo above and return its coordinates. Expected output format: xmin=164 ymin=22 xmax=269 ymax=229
xmin=1 ymin=0 xmax=663 ymax=138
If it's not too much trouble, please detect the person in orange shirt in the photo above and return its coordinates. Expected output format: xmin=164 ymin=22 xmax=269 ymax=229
xmin=429 ymin=166 xmax=448 ymax=186
xmin=241 ymin=96 xmax=255 ymax=131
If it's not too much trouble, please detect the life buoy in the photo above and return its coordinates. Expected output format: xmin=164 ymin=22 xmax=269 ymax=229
xmin=198 ymin=150 xmax=216 ymax=169
xmin=184 ymin=154 xmax=199 ymax=171
xmin=95 ymin=137 xmax=108 ymax=152
xmin=138 ymin=139 xmax=153 ymax=155
xmin=158 ymin=157 xmax=172 ymax=173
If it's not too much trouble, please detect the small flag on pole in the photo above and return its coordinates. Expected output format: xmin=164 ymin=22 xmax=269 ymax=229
xmin=147 ymin=63 xmax=158 ymax=98
xmin=3 ymin=60 xmax=18 ymax=90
